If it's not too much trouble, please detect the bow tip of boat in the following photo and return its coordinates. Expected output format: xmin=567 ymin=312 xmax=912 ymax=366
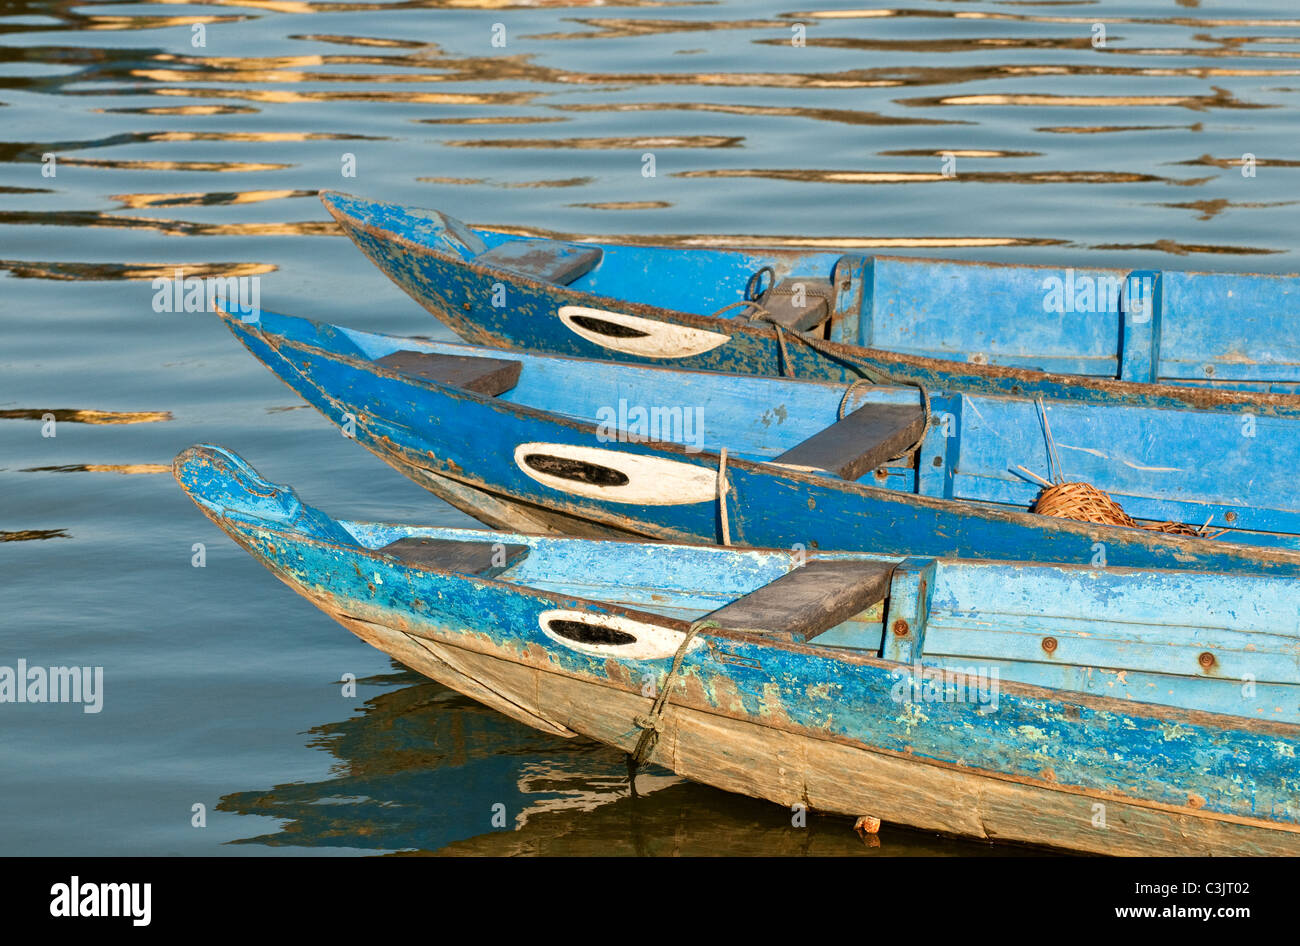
xmin=317 ymin=189 xmax=366 ymax=222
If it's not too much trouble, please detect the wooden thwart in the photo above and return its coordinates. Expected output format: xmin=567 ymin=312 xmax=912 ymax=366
xmin=704 ymin=559 xmax=895 ymax=641
xmin=375 ymin=350 xmax=522 ymax=396
xmin=380 ymin=538 xmax=529 ymax=577
xmin=476 ymin=239 xmax=602 ymax=286
xmin=775 ymin=403 xmax=927 ymax=480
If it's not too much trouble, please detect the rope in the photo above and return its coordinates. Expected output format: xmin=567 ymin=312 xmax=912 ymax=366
xmin=626 ymin=619 xmax=718 ymax=796
xmin=710 ymin=270 xmax=935 ymax=460
xmin=839 ymin=378 xmax=877 ymax=420
xmin=717 ymin=446 xmax=731 ymax=546
xmin=744 ymin=266 xmax=776 ymax=302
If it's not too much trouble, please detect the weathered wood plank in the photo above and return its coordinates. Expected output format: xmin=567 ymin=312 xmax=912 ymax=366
xmin=379 ymin=538 xmax=529 ymax=577
xmin=375 ymin=350 xmax=521 ymax=395
xmin=704 ymin=560 xmax=894 ymax=641
xmin=775 ymin=403 xmax=927 ymax=480
xmin=476 ymin=239 xmax=602 ymax=285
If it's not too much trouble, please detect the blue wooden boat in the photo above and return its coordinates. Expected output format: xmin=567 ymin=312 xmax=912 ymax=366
xmin=321 ymin=191 xmax=1300 ymax=410
xmin=215 ymin=303 xmax=1300 ymax=575
xmin=175 ymin=444 xmax=1300 ymax=855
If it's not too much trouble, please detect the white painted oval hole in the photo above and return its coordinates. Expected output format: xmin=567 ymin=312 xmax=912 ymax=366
xmin=513 ymin=442 xmax=716 ymax=505
xmin=538 ymin=608 xmax=703 ymax=661
xmin=558 ymin=306 xmax=731 ymax=359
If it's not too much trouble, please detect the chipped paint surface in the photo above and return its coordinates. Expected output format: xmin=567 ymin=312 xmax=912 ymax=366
xmin=174 ymin=444 xmax=1300 ymax=854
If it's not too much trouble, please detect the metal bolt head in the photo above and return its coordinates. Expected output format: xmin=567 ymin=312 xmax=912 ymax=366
xmin=1198 ymin=651 xmax=1216 ymax=669
xmin=1042 ymin=637 xmax=1058 ymax=654
xmin=892 ymin=619 xmax=909 ymax=637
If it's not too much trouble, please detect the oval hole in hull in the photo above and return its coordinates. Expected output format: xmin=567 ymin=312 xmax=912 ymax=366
xmin=568 ymin=314 xmax=651 ymax=339
xmin=547 ymin=619 xmax=637 ymax=647
xmin=522 ymin=453 xmax=630 ymax=487
xmin=537 ymin=609 xmax=705 ymax=660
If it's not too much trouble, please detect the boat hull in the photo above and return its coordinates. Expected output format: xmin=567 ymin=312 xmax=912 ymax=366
xmin=322 ymin=191 xmax=1300 ymax=416
xmin=176 ymin=445 xmax=1300 ymax=855
xmin=280 ymin=558 xmax=1300 ymax=857
xmin=221 ymin=308 xmax=1300 ymax=576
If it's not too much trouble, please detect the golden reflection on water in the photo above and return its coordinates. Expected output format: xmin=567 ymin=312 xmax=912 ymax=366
xmin=416 ymin=175 xmax=593 ymax=188
xmin=0 ymin=209 xmax=335 ymax=238
xmin=899 ymin=88 xmax=1273 ymax=109
xmin=59 ymin=157 xmax=294 ymax=172
xmin=445 ymin=135 xmax=743 ymax=149
xmin=0 ymin=409 xmax=172 ymax=424
xmin=485 ymin=224 xmax=1061 ymax=250
xmin=570 ymin=200 xmax=672 ymax=210
xmin=109 ymin=189 xmax=316 ymax=209
xmin=1158 ymin=198 xmax=1298 ymax=221
xmin=0 ymin=260 xmax=276 ymax=281
xmin=0 ymin=529 xmax=71 ymax=543
xmin=676 ymin=168 xmax=1184 ymax=185
xmin=550 ymin=100 xmax=961 ymax=126
xmin=4 ymin=4 xmax=1297 ymax=277
xmin=19 ymin=464 xmax=172 ymax=475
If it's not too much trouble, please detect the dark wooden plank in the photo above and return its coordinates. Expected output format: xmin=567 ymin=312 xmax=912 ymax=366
xmin=380 ymin=538 xmax=529 ymax=577
xmin=775 ymin=403 xmax=927 ymax=481
xmin=476 ymin=239 xmax=602 ymax=285
xmin=704 ymin=560 xmax=895 ymax=641
xmin=375 ymin=350 xmax=522 ymax=396
xmin=758 ymin=279 xmax=833 ymax=333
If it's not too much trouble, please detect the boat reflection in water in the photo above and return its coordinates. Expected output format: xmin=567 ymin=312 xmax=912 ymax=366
xmin=217 ymin=665 xmax=1014 ymax=857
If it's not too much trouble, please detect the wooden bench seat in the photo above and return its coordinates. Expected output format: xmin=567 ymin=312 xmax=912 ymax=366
xmin=379 ymin=538 xmax=529 ymax=577
xmin=374 ymin=350 xmax=522 ymax=396
xmin=703 ymin=559 xmax=896 ymax=642
xmin=476 ymin=239 xmax=602 ymax=285
xmin=774 ymin=402 xmax=927 ymax=480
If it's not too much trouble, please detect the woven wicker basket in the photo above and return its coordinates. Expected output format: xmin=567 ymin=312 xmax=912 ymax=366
xmin=1032 ymin=481 xmax=1209 ymax=536
xmin=1033 ymin=482 xmax=1135 ymax=527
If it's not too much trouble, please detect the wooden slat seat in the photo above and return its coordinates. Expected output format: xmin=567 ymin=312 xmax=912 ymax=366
xmin=703 ymin=560 xmax=895 ymax=642
xmin=374 ymin=350 xmax=522 ymax=396
xmin=476 ymin=239 xmax=602 ymax=285
xmin=380 ymin=538 xmax=529 ymax=577
xmin=774 ymin=403 xmax=927 ymax=481
xmin=757 ymin=278 xmax=835 ymax=333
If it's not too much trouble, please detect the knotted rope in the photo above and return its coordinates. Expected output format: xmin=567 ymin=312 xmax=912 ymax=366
xmin=626 ymin=619 xmax=718 ymax=796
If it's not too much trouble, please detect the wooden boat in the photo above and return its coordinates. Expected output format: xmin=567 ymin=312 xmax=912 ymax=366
xmin=217 ymin=303 xmax=1300 ymax=575
xmin=174 ymin=444 xmax=1300 ymax=855
xmin=320 ymin=191 xmax=1300 ymax=410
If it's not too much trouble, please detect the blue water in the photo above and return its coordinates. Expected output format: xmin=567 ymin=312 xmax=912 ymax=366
xmin=2 ymin=0 xmax=1297 ymax=855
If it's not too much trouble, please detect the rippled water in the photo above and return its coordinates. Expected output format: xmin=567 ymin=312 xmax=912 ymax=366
xmin=2 ymin=0 xmax=1297 ymax=855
